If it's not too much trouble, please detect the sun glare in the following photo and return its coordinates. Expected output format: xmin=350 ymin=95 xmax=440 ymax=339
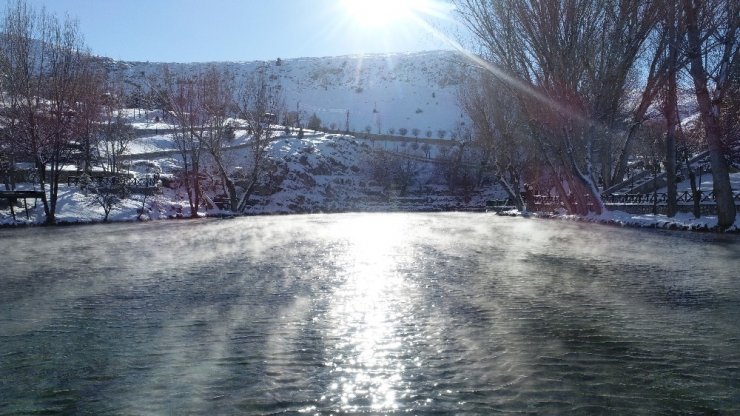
xmin=325 ymin=0 xmax=456 ymax=57
xmin=339 ymin=0 xmax=427 ymax=28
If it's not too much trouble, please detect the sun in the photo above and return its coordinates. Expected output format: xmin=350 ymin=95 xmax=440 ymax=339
xmin=339 ymin=0 xmax=418 ymax=28
xmin=326 ymin=0 xmax=456 ymax=55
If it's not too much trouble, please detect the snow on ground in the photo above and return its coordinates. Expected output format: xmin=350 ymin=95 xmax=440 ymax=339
xmin=110 ymin=51 xmax=468 ymax=136
xmin=116 ymin=108 xmax=176 ymax=130
xmin=494 ymin=208 xmax=740 ymax=233
xmin=656 ymin=172 xmax=740 ymax=193
xmin=2 ymin=122 xmax=737 ymax=232
xmin=126 ymin=134 xmax=177 ymax=154
xmin=0 ymin=186 xmax=179 ymax=225
xmin=1 ymin=128 xmax=489 ymax=225
xmin=585 ymin=210 xmax=739 ymax=232
xmin=494 ymin=163 xmax=740 ymax=232
xmin=507 ymin=170 xmax=740 ymax=231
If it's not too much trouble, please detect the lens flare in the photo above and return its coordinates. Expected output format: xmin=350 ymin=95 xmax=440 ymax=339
xmin=338 ymin=0 xmax=452 ymax=28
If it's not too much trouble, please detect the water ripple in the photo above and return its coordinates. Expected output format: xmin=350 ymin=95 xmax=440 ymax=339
xmin=0 ymin=213 xmax=738 ymax=414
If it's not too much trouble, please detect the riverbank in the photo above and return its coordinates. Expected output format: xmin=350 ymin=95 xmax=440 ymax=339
xmin=3 ymin=200 xmax=738 ymax=234
xmin=5 ymin=120 xmax=736 ymax=233
xmin=0 ymin=185 xmax=495 ymax=228
xmin=496 ymin=208 xmax=740 ymax=233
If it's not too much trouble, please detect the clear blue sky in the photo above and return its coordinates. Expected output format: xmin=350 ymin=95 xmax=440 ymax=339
xmin=23 ymin=0 xmax=458 ymax=62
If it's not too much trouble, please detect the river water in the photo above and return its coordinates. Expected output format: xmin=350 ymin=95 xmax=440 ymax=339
xmin=1 ymin=213 xmax=739 ymax=414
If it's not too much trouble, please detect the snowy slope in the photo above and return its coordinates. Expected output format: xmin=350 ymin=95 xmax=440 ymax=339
xmin=103 ymin=50 xmax=468 ymax=136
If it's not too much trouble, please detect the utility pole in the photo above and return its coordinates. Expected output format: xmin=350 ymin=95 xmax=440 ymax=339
xmin=296 ymin=101 xmax=301 ymax=128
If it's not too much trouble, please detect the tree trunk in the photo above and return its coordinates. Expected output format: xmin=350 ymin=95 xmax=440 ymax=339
xmin=611 ymin=38 xmax=667 ymax=185
xmin=36 ymin=160 xmax=52 ymax=224
xmin=664 ymin=123 xmax=678 ymax=217
xmin=683 ymin=0 xmax=737 ymax=228
xmin=685 ymin=157 xmax=701 ymax=218
xmin=49 ymin=163 xmax=60 ymax=224
xmin=238 ymin=161 xmax=261 ymax=213
xmin=704 ymin=124 xmax=736 ymax=227
xmin=190 ymin=150 xmax=201 ymax=218
xmin=564 ymin=129 xmax=604 ymax=215
xmin=663 ymin=1 xmax=680 ymax=218
xmin=549 ymin=166 xmax=577 ymax=215
xmin=601 ymin=139 xmax=612 ymax=189
xmin=224 ymin=174 xmax=238 ymax=212
xmin=211 ymin=151 xmax=238 ymax=212
xmin=238 ymin=179 xmax=257 ymax=213
xmin=180 ymin=150 xmax=196 ymax=216
xmin=495 ymin=163 xmax=524 ymax=211
xmin=664 ymin=31 xmax=679 ymax=216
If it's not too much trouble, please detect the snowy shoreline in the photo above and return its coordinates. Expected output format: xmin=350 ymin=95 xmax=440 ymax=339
xmin=3 ymin=111 xmax=736 ymax=234
xmin=496 ymin=209 xmax=740 ymax=234
xmin=3 ymin=206 xmax=738 ymax=235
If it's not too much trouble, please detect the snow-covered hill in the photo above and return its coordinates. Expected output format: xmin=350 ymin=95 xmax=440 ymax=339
xmin=104 ymin=50 xmax=469 ymax=136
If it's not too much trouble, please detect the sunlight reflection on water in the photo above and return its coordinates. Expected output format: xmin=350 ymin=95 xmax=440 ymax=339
xmin=323 ymin=215 xmax=412 ymax=411
xmin=1 ymin=213 xmax=739 ymax=414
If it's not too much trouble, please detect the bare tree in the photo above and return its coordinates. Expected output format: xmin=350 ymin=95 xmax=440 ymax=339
xmin=197 ymin=66 xmax=239 ymax=211
xmin=367 ymin=151 xmax=419 ymax=196
xmin=455 ymin=0 xmax=659 ymax=215
xmin=611 ymin=23 xmax=672 ymax=186
xmin=366 ymin=150 xmax=392 ymax=191
xmin=721 ymin=53 xmax=740 ymax=166
xmin=307 ymin=112 xmax=322 ymax=131
xmin=98 ymin=86 xmax=134 ymax=175
xmin=74 ymin=70 xmax=106 ymax=173
xmin=84 ymin=175 xmax=129 ymax=222
xmin=660 ymin=0 xmax=683 ymax=217
xmin=154 ymin=67 xmax=206 ymax=217
xmin=421 ymin=143 xmax=432 ymax=159
xmin=681 ymin=0 xmax=738 ymax=228
xmin=393 ymin=157 xmax=419 ymax=196
xmin=151 ymin=66 xmax=241 ymax=215
xmin=236 ymin=65 xmax=285 ymax=212
xmin=460 ymin=72 xmax=528 ymax=209
xmin=0 ymin=0 xmax=101 ymax=224
xmin=434 ymin=142 xmax=477 ymax=194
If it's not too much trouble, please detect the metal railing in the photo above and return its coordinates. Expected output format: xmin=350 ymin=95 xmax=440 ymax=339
xmin=487 ymin=190 xmax=740 ymax=210
xmin=602 ymin=190 xmax=740 ymax=205
xmin=67 ymin=175 xmax=159 ymax=188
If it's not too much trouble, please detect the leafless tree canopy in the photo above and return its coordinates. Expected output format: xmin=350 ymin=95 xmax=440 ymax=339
xmin=455 ymin=0 xmax=737 ymax=225
xmin=0 ymin=0 xmax=104 ymax=223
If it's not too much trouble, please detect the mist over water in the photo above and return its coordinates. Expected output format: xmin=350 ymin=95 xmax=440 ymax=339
xmin=1 ymin=213 xmax=739 ymax=414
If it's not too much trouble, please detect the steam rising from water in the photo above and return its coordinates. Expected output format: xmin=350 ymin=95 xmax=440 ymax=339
xmin=0 ymin=213 xmax=739 ymax=414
